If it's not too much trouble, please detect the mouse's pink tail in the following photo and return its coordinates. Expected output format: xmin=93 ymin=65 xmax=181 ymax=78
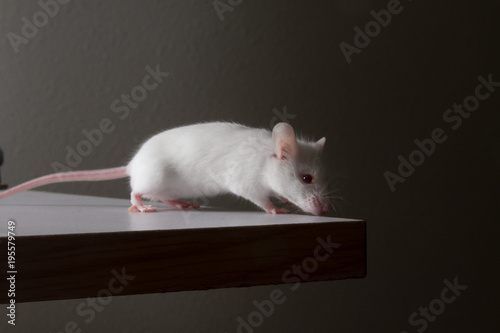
xmin=0 ymin=166 xmax=128 ymax=200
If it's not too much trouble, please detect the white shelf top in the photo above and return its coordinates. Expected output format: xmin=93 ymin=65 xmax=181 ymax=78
xmin=0 ymin=191 xmax=360 ymax=236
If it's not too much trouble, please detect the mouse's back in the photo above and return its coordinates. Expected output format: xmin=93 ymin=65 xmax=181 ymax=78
xmin=127 ymin=122 xmax=272 ymax=199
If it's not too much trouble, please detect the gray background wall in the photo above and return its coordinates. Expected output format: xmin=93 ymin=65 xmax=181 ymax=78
xmin=0 ymin=0 xmax=499 ymax=332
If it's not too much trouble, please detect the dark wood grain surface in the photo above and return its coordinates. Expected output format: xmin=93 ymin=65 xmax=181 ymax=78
xmin=0 ymin=191 xmax=366 ymax=303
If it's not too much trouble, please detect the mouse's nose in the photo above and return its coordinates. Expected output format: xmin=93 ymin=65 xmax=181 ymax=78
xmin=317 ymin=205 xmax=329 ymax=215
xmin=312 ymin=196 xmax=329 ymax=215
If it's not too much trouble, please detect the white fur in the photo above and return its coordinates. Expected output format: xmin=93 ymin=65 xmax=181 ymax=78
xmin=127 ymin=122 xmax=329 ymax=215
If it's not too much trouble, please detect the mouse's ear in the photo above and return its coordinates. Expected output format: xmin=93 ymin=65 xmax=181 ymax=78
xmin=315 ymin=137 xmax=326 ymax=154
xmin=272 ymin=122 xmax=297 ymax=160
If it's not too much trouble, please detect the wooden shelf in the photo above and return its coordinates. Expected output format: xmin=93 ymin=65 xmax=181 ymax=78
xmin=0 ymin=191 xmax=366 ymax=303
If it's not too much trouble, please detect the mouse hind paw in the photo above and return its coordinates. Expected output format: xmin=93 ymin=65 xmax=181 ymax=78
xmin=129 ymin=192 xmax=157 ymax=213
xmin=128 ymin=204 xmax=157 ymax=213
xmin=163 ymin=200 xmax=200 ymax=210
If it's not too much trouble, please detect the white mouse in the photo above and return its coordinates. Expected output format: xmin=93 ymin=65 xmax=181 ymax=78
xmin=0 ymin=122 xmax=329 ymax=215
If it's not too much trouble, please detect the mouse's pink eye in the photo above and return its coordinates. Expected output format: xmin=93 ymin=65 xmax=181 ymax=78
xmin=302 ymin=174 xmax=313 ymax=184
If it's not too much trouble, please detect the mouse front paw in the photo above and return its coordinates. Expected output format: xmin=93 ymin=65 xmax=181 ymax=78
xmin=264 ymin=205 xmax=290 ymax=215
xmin=269 ymin=207 xmax=290 ymax=214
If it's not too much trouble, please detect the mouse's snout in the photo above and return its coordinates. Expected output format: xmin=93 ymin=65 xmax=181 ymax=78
xmin=305 ymin=195 xmax=329 ymax=215
xmin=315 ymin=197 xmax=329 ymax=215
